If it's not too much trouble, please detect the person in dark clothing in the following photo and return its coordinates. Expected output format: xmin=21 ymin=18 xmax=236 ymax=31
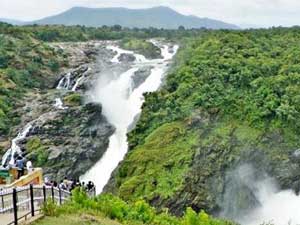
xmin=16 ymin=156 xmax=25 ymax=179
xmin=87 ymin=181 xmax=95 ymax=191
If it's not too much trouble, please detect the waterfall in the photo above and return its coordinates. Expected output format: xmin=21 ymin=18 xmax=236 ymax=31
xmin=222 ymin=164 xmax=300 ymax=225
xmin=240 ymin=181 xmax=300 ymax=225
xmin=55 ymin=67 xmax=90 ymax=109
xmin=1 ymin=123 xmax=32 ymax=167
xmin=107 ymin=46 xmax=148 ymax=63
xmin=57 ymin=72 xmax=71 ymax=90
xmin=81 ymin=42 xmax=178 ymax=193
xmin=54 ymin=98 xmax=67 ymax=110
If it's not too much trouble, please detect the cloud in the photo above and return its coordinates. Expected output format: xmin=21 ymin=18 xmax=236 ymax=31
xmin=1 ymin=0 xmax=300 ymax=27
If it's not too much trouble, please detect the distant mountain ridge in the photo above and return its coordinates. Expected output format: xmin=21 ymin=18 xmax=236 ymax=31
xmin=31 ymin=6 xmax=238 ymax=29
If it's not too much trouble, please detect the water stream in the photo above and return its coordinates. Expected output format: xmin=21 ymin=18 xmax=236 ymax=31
xmin=81 ymin=42 xmax=178 ymax=193
xmin=1 ymin=123 xmax=32 ymax=167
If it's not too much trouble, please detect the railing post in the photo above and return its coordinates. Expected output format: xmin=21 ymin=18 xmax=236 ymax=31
xmin=59 ymin=188 xmax=62 ymax=205
xmin=12 ymin=188 xmax=18 ymax=225
xmin=30 ymin=184 xmax=35 ymax=217
xmin=51 ymin=186 xmax=54 ymax=203
xmin=43 ymin=186 xmax=46 ymax=203
xmin=1 ymin=195 xmax=4 ymax=209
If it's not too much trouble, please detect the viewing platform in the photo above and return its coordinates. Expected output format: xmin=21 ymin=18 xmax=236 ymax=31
xmin=0 ymin=168 xmax=43 ymax=190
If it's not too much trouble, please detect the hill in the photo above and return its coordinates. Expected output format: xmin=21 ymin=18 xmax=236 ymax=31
xmin=32 ymin=6 xmax=238 ymax=29
xmin=105 ymin=27 xmax=300 ymax=220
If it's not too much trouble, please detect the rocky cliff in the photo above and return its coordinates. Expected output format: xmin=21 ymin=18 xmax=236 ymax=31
xmin=1 ymin=41 xmax=117 ymax=180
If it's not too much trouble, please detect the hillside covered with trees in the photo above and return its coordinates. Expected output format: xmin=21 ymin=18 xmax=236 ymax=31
xmin=106 ymin=27 xmax=300 ymax=219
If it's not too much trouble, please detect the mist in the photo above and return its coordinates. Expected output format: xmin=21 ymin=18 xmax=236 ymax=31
xmin=221 ymin=164 xmax=300 ymax=225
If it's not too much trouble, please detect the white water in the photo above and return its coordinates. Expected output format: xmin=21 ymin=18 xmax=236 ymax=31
xmin=107 ymin=46 xmax=148 ymax=63
xmin=241 ymin=181 xmax=300 ymax=225
xmin=54 ymin=98 xmax=67 ymax=110
xmin=57 ymin=72 xmax=71 ymax=90
xmin=82 ymin=42 xmax=178 ymax=193
xmin=1 ymin=123 xmax=32 ymax=167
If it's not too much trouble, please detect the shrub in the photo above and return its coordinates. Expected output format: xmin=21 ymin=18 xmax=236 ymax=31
xmin=41 ymin=198 xmax=58 ymax=216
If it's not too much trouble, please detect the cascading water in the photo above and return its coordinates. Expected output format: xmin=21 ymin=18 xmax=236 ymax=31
xmin=82 ymin=42 xmax=178 ymax=193
xmin=107 ymin=46 xmax=148 ymax=63
xmin=54 ymin=67 xmax=90 ymax=109
xmin=243 ymin=185 xmax=300 ymax=225
xmin=1 ymin=65 xmax=90 ymax=167
xmin=1 ymin=123 xmax=32 ymax=167
xmin=222 ymin=164 xmax=300 ymax=225
xmin=57 ymin=72 xmax=71 ymax=90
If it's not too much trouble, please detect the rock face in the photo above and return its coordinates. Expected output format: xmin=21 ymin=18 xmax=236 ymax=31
xmin=131 ymin=67 xmax=153 ymax=89
xmin=22 ymin=101 xmax=115 ymax=180
xmin=118 ymin=53 xmax=136 ymax=63
xmin=1 ymin=41 xmax=118 ymax=181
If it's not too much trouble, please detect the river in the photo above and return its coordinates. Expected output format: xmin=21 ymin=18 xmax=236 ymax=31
xmin=81 ymin=41 xmax=178 ymax=193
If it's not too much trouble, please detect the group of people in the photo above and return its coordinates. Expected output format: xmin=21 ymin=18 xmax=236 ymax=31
xmin=15 ymin=156 xmax=33 ymax=179
xmin=44 ymin=177 xmax=95 ymax=193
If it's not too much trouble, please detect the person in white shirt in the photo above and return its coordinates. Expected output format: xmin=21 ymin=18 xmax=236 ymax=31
xmin=26 ymin=160 xmax=33 ymax=173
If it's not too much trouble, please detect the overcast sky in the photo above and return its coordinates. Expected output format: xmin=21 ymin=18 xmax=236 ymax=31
xmin=1 ymin=0 xmax=300 ymax=27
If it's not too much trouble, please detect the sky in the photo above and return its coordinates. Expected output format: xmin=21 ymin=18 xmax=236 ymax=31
xmin=1 ymin=0 xmax=300 ymax=28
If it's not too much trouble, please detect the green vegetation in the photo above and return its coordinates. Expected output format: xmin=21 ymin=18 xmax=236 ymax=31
xmin=33 ymin=214 xmax=120 ymax=225
xmin=114 ymin=122 xmax=198 ymax=201
xmin=120 ymin=39 xmax=162 ymax=59
xmin=129 ymin=28 xmax=300 ymax=149
xmin=0 ymin=22 xmax=65 ymax=135
xmin=34 ymin=189 xmax=234 ymax=225
xmin=108 ymin=27 xmax=300 ymax=214
xmin=64 ymin=93 xmax=83 ymax=106
xmin=0 ymin=22 xmax=204 ymax=43
xmin=26 ymin=137 xmax=49 ymax=166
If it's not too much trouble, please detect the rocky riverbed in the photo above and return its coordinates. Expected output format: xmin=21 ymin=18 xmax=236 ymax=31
xmin=0 ymin=40 xmax=172 ymax=181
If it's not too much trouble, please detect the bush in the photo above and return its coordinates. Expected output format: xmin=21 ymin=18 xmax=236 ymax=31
xmin=41 ymin=198 xmax=58 ymax=216
xmin=55 ymin=190 xmax=235 ymax=225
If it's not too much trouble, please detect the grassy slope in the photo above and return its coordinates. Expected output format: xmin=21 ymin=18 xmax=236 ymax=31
xmin=33 ymin=214 xmax=121 ymax=225
xmin=116 ymin=122 xmax=197 ymax=201
xmin=33 ymin=190 xmax=234 ymax=225
xmin=107 ymin=27 xmax=300 ymax=214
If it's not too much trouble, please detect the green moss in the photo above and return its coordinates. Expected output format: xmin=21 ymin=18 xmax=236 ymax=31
xmin=63 ymin=93 xmax=82 ymax=106
xmin=116 ymin=122 xmax=198 ymax=201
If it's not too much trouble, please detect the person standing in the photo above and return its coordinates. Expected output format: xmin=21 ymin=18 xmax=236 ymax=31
xmin=26 ymin=160 xmax=33 ymax=173
xmin=16 ymin=156 xmax=25 ymax=179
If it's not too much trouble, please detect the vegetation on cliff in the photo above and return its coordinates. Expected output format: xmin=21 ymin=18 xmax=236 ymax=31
xmin=34 ymin=189 xmax=234 ymax=225
xmin=0 ymin=22 xmax=65 ymax=138
xmin=120 ymin=38 xmax=162 ymax=59
xmin=107 ymin=27 xmax=300 ymax=215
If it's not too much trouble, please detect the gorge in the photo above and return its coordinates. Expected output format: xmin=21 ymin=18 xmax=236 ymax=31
xmin=81 ymin=41 xmax=179 ymax=193
xmin=1 ymin=24 xmax=300 ymax=225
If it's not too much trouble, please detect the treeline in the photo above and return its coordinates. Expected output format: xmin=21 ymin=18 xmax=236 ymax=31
xmin=0 ymin=22 xmax=205 ymax=42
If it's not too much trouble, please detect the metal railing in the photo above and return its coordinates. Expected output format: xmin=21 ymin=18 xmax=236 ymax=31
xmin=0 ymin=185 xmax=71 ymax=225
